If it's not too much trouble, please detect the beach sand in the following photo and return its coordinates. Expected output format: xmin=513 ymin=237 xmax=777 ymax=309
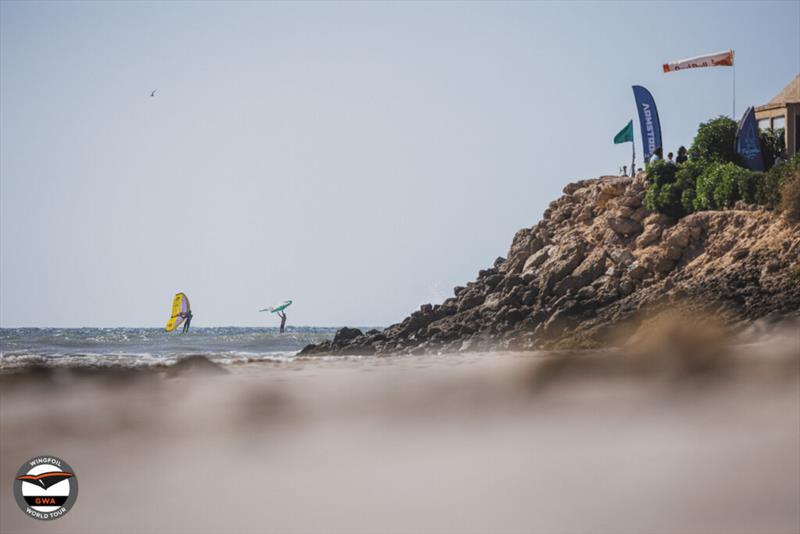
xmin=1 ymin=338 xmax=799 ymax=534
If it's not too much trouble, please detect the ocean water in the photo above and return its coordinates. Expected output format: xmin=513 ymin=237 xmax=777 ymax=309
xmin=0 ymin=327 xmax=339 ymax=370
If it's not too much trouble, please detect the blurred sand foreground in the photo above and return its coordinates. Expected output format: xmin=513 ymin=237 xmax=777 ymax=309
xmin=1 ymin=332 xmax=799 ymax=534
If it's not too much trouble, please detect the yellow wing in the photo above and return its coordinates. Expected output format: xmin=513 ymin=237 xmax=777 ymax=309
xmin=165 ymin=293 xmax=188 ymax=332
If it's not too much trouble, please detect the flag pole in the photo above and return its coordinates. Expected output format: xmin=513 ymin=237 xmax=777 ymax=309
xmin=631 ymin=140 xmax=635 ymax=177
xmin=732 ymin=52 xmax=736 ymax=119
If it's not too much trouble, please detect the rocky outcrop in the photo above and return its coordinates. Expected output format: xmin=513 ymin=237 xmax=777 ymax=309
xmin=300 ymin=174 xmax=800 ymax=356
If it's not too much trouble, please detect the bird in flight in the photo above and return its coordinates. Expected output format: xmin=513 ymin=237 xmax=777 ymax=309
xmin=150 ymin=90 xmax=157 ymax=97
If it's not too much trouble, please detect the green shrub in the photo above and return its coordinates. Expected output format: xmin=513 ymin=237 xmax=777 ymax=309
xmin=644 ymin=160 xmax=710 ymax=218
xmin=759 ymin=128 xmax=785 ymax=170
xmin=760 ymin=154 xmax=800 ymax=208
xmin=758 ymin=163 xmax=784 ymax=207
xmin=694 ymin=163 xmax=722 ymax=210
xmin=735 ymin=170 xmax=759 ymax=204
xmin=711 ymin=165 xmax=738 ymax=208
xmin=643 ymin=119 xmax=795 ymax=219
xmin=645 ymin=181 xmax=684 ymax=218
xmin=680 ymin=187 xmax=697 ymax=214
xmin=674 ymin=159 xmax=706 ymax=215
xmin=778 ymin=166 xmax=800 ymax=223
xmin=689 ymin=116 xmax=738 ymax=164
xmin=693 ymin=162 xmax=761 ymax=211
xmin=645 ymin=159 xmax=707 ymax=218
xmin=675 ymin=159 xmax=708 ymax=183
xmin=645 ymin=160 xmax=677 ymax=186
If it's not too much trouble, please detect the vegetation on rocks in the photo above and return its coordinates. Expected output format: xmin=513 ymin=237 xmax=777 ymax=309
xmin=299 ymin=119 xmax=799 ymax=357
xmin=645 ymin=116 xmax=797 ymax=219
xmin=301 ymin=172 xmax=800 ymax=357
xmin=688 ymin=116 xmax=739 ymax=163
xmin=760 ymin=127 xmax=786 ymax=169
xmin=779 ymin=164 xmax=800 ymax=222
xmin=693 ymin=162 xmax=759 ymax=210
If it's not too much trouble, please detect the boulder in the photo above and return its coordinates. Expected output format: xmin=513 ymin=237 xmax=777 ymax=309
xmin=576 ymin=286 xmax=597 ymax=300
xmin=478 ymin=268 xmax=497 ymax=280
xmin=521 ymin=289 xmax=539 ymax=306
xmin=333 ymin=327 xmax=363 ymax=344
xmin=617 ymin=206 xmax=635 ymax=218
xmin=541 ymin=240 xmax=587 ymax=287
xmin=555 ymin=248 xmax=607 ymax=294
xmin=666 ymin=227 xmax=690 ymax=248
xmin=609 ymin=249 xmax=635 ymax=268
xmin=664 ymin=245 xmax=684 ymax=261
xmin=457 ymin=291 xmax=485 ymax=312
xmin=541 ymin=300 xmax=579 ymax=337
xmin=731 ymin=248 xmax=749 ymax=261
xmin=619 ymin=279 xmax=634 ymax=295
xmin=630 ymin=206 xmax=649 ymax=223
xmin=484 ymin=274 xmax=504 ymax=290
xmin=636 ymin=225 xmax=662 ymax=248
xmin=608 ymin=217 xmax=643 ymax=236
xmin=643 ymin=213 xmax=675 ymax=227
xmin=620 ymin=195 xmax=643 ymax=208
xmin=653 ymin=256 xmax=677 ymax=273
xmin=628 ymin=261 xmax=649 ymax=280
xmin=501 ymin=286 xmax=524 ymax=308
xmin=522 ymin=246 xmax=552 ymax=272
xmin=482 ymin=294 xmax=503 ymax=311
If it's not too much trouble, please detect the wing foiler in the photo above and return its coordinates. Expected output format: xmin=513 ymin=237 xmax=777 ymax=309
xmin=259 ymin=300 xmax=292 ymax=313
xmin=165 ymin=292 xmax=191 ymax=332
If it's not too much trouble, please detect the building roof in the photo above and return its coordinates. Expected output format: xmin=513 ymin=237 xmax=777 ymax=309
xmin=756 ymin=74 xmax=799 ymax=113
xmin=767 ymin=74 xmax=800 ymax=105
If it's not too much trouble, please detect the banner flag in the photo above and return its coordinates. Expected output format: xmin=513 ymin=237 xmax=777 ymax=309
xmin=632 ymin=86 xmax=662 ymax=162
xmin=614 ymin=120 xmax=634 ymax=144
xmin=735 ymin=106 xmax=764 ymax=171
xmin=663 ymin=50 xmax=734 ymax=73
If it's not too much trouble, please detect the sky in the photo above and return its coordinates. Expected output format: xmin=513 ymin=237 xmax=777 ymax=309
xmin=1 ymin=1 xmax=798 ymax=328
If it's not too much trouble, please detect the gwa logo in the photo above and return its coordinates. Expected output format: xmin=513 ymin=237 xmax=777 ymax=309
xmin=13 ymin=455 xmax=78 ymax=521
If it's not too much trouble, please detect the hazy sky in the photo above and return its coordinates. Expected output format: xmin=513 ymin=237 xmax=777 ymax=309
xmin=1 ymin=1 xmax=798 ymax=327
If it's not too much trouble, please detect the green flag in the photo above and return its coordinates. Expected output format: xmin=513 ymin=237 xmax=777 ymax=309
xmin=614 ymin=120 xmax=634 ymax=144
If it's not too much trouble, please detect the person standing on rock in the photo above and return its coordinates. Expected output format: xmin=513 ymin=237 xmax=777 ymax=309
xmin=676 ymin=146 xmax=688 ymax=164
xmin=651 ymin=147 xmax=664 ymax=162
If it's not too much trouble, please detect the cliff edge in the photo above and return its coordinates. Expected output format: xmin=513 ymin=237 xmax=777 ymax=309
xmin=301 ymin=174 xmax=800 ymax=355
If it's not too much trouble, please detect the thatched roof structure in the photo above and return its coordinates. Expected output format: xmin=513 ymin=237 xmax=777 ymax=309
xmin=758 ymin=74 xmax=800 ymax=111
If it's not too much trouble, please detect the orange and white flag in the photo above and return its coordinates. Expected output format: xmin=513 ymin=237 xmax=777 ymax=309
xmin=662 ymin=50 xmax=734 ymax=73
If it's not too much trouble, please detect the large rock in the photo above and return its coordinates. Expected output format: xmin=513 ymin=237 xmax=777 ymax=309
xmin=664 ymin=245 xmax=684 ymax=261
xmin=522 ymin=246 xmax=552 ymax=273
xmin=555 ymin=248 xmax=607 ymax=294
xmin=630 ymin=206 xmax=649 ymax=223
xmin=539 ymin=240 xmax=587 ymax=296
xmin=665 ymin=227 xmax=690 ymax=248
xmin=619 ymin=195 xmax=643 ymax=208
xmin=299 ymin=174 xmax=800 ymax=355
xmin=643 ymin=213 xmax=675 ymax=227
xmin=636 ymin=225 xmax=662 ymax=248
xmin=333 ymin=327 xmax=363 ymax=344
xmin=608 ymin=217 xmax=643 ymax=237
